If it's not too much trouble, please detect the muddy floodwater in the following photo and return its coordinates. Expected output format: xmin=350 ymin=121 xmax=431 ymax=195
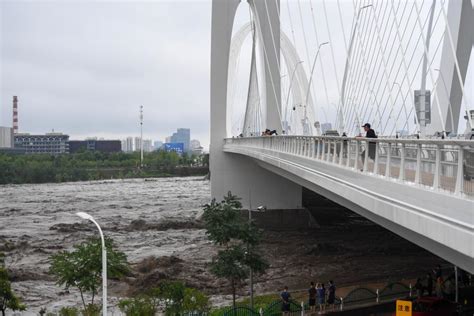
xmin=0 ymin=177 xmax=444 ymax=315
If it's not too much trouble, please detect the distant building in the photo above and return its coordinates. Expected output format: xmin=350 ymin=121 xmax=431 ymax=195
xmin=190 ymin=139 xmax=203 ymax=155
xmin=168 ymin=128 xmax=190 ymax=152
xmin=68 ymin=140 xmax=121 ymax=153
xmin=122 ymin=137 xmax=134 ymax=152
xmin=153 ymin=140 xmax=163 ymax=150
xmin=143 ymin=139 xmax=153 ymax=152
xmin=134 ymin=137 xmax=142 ymax=152
xmin=163 ymin=143 xmax=184 ymax=155
xmin=321 ymin=123 xmax=332 ymax=134
xmin=0 ymin=126 xmax=13 ymax=148
xmin=14 ymin=133 xmax=69 ymax=155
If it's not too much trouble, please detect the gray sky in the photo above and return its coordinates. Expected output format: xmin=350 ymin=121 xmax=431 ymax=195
xmin=1 ymin=0 xmax=213 ymax=148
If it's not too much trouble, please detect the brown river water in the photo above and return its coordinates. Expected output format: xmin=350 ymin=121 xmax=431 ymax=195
xmin=0 ymin=177 xmax=444 ymax=315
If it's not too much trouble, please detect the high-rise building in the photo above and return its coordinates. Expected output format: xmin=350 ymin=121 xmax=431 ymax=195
xmin=0 ymin=127 xmax=13 ymax=148
xmin=168 ymin=128 xmax=190 ymax=152
xmin=134 ymin=137 xmax=141 ymax=151
xmin=121 ymin=137 xmax=134 ymax=152
xmin=14 ymin=133 xmax=69 ymax=154
xmin=143 ymin=139 xmax=153 ymax=152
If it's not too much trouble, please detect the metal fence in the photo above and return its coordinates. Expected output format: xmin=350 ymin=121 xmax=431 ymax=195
xmin=224 ymin=136 xmax=474 ymax=196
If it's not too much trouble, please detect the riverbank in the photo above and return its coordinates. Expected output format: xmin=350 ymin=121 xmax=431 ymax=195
xmin=0 ymin=151 xmax=208 ymax=184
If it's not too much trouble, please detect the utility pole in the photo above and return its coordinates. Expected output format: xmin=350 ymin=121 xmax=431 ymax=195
xmin=140 ymin=105 xmax=144 ymax=168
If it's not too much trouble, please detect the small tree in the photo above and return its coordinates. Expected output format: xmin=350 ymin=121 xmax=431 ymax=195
xmin=119 ymin=281 xmax=209 ymax=316
xmin=0 ymin=262 xmax=26 ymax=316
xmin=49 ymin=237 xmax=129 ymax=309
xmin=202 ymin=192 xmax=268 ymax=308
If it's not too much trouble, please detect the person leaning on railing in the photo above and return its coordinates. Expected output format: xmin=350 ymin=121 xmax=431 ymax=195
xmin=357 ymin=123 xmax=378 ymax=165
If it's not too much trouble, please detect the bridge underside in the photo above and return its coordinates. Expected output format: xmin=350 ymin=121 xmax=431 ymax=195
xmin=223 ymin=145 xmax=474 ymax=274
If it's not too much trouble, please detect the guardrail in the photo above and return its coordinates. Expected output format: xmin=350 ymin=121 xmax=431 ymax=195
xmin=224 ymin=136 xmax=474 ymax=196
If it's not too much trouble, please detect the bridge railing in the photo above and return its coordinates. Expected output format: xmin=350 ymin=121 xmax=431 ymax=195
xmin=224 ymin=136 xmax=474 ymax=196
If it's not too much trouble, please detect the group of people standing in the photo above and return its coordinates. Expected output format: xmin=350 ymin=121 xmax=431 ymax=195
xmin=280 ymin=281 xmax=336 ymax=315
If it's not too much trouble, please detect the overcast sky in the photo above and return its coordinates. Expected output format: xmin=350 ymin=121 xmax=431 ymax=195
xmin=1 ymin=0 xmax=473 ymax=147
xmin=1 ymin=0 xmax=214 ymax=148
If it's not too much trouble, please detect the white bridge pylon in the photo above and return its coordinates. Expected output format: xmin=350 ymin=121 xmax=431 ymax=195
xmin=227 ymin=22 xmax=317 ymax=137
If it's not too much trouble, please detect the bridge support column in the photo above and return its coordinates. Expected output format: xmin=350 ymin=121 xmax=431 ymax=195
xmin=210 ymin=0 xmax=302 ymax=209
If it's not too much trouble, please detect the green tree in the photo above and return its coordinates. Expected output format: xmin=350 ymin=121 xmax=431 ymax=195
xmin=0 ymin=264 xmax=26 ymax=316
xmin=119 ymin=282 xmax=209 ymax=316
xmin=118 ymin=296 xmax=158 ymax=316
xmin=202 ymin=193 xmax=268 ymax=308
xmin=49 ymin=237 xmax=130 ymax=309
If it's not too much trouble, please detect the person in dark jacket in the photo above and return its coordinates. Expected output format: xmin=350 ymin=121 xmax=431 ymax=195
xmin=281 ymin=286 xmax=291 ymax=315
xmin=327 ymin=280 xmax=336 ymax=310
xmin=359 ymin=123 xmax=377 ymax=165
xmin=308 ymin=282 xmax=317 ymax=312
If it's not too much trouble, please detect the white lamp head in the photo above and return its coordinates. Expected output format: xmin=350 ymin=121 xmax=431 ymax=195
xmin=76 ymin=212 xmax=93 ymax=220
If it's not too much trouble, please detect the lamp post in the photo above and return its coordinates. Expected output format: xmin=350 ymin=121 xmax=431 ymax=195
xmin=304 ymin=42 xmax=329 ymax=135
xmin=284 ymin=60 xmax=304 ymax=135
xmin=247 ymin=205 xmax=266 ymax=309
xmin=76 ymin=212 xmax=107 ymax=316
xmin=139 ymin=105 xmax=144 ymax=168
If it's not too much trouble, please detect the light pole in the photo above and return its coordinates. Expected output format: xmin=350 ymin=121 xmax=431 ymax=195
xmin=305 ymin=42 xmax=329 ymax=135
xmin=76 ymin=212 xmax=107 ymax=316
xmin=247 ymin=205 xmax=266 ymax=310
xmin=139 ymin=105 xmax=144 ymax=168
xmin=284 ymin=60 xmax=304 ymax=135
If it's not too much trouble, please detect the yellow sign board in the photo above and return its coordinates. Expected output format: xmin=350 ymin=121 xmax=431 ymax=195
xmin=396 ymin=300 xmax=412 ymax=316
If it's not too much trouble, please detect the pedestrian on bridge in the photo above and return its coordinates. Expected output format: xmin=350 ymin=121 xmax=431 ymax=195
xmin=359 ymin=123 xmax=377 ymax=166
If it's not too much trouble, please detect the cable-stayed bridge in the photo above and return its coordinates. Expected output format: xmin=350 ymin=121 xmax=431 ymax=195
xmin=210 ymin=0 xmax=474 ymax=273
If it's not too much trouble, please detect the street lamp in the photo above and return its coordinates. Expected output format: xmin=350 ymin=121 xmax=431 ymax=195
xmin=76 ymin=212 xmax=107 ymax=316
xmin=304 ymin=42 xmax=329 ymax=135
xmin=247 ymin=205 xmax=266 ymax=309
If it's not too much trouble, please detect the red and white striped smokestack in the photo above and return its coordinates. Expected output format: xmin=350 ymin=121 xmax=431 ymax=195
xmin=13 ymin=96 xmax=18 ymax=134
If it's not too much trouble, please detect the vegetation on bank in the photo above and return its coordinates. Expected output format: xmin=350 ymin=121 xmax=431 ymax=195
xmin=0 ymin=151 xmax=209 ymax=184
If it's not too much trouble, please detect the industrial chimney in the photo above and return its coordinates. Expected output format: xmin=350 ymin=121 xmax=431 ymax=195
xmin=13 ymin=96 xmax=18 ymax=134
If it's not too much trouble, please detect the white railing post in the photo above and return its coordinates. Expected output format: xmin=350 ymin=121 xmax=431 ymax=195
xmin=433 ymin=145 xmax=441 ymax=189
xmin=326 ymin=140 xmax=331 ymax=161
xmin=376 ymin=289 xmax=379 ymax=303
xmin=340 ymin=297 xmax=344 ymax=311
xmin=339 ymin=139 xmax=344 ymax=165
xmin=346 ymin=140 xmax=351 ymax=167
xmin=385 ymin=142 xmax=392 ymax=177
xmin=316 ymin=138 xmax=321 ymax=159
xmin=321 ymin=140 xmax=325 ymax=160
xmin=455 ymin=145 xmax=464 ymax=194
xmin=374 ymin=142 xmax=380 ymax=175
xmin=354 ymin=140 xmax=360 ymax=170
xmin=312 ymin=138 xmax=316 ymax=158
xmin=363 ymin=140 xmax=369 ymax=172
xmin=300 ymin=301 xmax=304 ymax=316
xmin=415 ymin=143 xmax=422 ymax=184
xmin=399 ymin=143 xmax=406 ymax=181
xmin=332 ymin=140 xmax=337 ymax=163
